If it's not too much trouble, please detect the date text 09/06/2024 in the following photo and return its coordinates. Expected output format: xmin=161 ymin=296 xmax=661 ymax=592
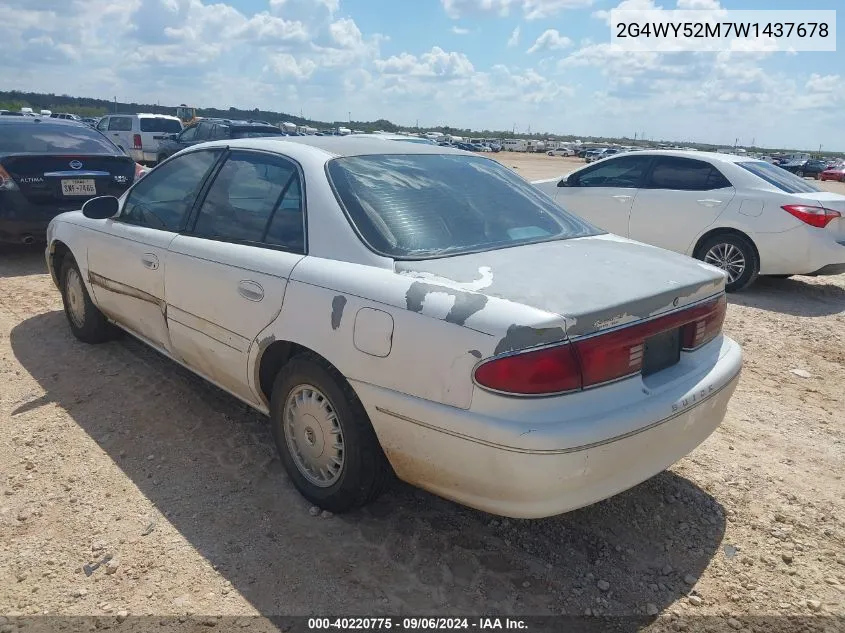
xmin=308 ymin=618 xmax=528 ymax=631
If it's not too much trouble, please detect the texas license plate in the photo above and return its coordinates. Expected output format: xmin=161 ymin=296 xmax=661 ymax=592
xmin=61 ymin=179 xmax=96 ymax=196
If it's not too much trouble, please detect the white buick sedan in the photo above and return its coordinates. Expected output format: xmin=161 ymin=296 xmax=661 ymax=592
xmin=534 ymin=150 xmax=845 ymax=292
xmin=46 ymin=138 xmax=742 ymax=518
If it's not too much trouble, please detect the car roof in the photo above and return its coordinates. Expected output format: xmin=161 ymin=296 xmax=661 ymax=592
xmin=622 ymin=149 xmax=759 ymax=164
xmin=0 ymin=117 xmax=87 ymax=126
xmin=207 ymin=135 xmax=469 ymax=158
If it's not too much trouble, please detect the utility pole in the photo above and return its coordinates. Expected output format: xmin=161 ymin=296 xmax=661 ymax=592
xmin=348 ymin=111 xmax=351 ymax=123
xmin=113 ymin=96 xmax=117 ymax=113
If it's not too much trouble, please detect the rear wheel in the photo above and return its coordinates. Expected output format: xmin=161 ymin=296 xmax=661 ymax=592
xmin=696 ymin=233 xmax=759 ymax=293
xmin=268 ymin=353 xmax=392 ymax=512
xmin=60 ymin=256 xmax=116 ymax=343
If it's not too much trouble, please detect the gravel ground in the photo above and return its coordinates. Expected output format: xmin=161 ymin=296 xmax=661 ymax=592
xmin=0 ymin=154 xmax=843 ymax=631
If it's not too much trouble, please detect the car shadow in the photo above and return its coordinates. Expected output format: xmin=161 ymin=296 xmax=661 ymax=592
xmin=730 ymin=275 xmax=845 ymax=317
xmin=10 ymin=311 xmax=727 ymax=620
xmin=0 ymin=244 xmax=47 ymax=279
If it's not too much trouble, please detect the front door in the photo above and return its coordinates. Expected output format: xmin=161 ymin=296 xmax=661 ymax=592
xmin=556 ymin=155 xmax=653 ymax=237
xmin=165 ymin=149 xmax=306 ymax=403
xmin=86 ymin=148 xmax=222 ymax=351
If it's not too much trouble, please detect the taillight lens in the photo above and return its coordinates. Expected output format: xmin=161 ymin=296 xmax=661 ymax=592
xmin=0 ymin=165 xmax=19 ymax=191
xmin=782 ymin=204 xmax=841 ymax=228
xmin=474 ymin=295 xmax=727 ymax=396
xmin=133 ymin=134 xmax=143 ymax=149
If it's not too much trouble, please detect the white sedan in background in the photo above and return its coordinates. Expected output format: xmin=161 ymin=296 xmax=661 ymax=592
xmin=46 ymin=138 xmax=741 ymax=518
xmin=534 ymin=150 xmax=845 ymax=292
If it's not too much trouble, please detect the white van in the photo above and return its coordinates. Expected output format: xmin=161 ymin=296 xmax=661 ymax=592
xmin=95 ymin=113 xmax=183 ymax=164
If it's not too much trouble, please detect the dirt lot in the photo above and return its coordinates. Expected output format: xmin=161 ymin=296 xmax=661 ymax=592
xmin=1 ymin=153 xmax=843 ymax=630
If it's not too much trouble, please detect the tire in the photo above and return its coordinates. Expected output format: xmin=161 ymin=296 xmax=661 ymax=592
xmin=60 ymin=256 xmax=116 ymax=343
xmin=796 ymin=170 xmax=804 ymax=178
xmin=695 ymin=233 xmax=759 ymax=293
xmin=269 ymin=352 xmax=392 ymax=513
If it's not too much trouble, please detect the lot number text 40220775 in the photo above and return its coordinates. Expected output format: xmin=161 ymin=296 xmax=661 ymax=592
xmin=307 ymin=617 xmax=529 ymax=630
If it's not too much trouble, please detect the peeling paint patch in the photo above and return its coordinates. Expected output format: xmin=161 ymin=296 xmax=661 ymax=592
xmin=257 ymin=334 xmax=276 ymax=351
xmin=331 ymin=295 xmax=347 ymax=330
xmin=468 ymin=349 xmax=482 ymax=359
xmin=397 ymin=265 xmax=494 ymax=292
xmin=405 ymin=281 xmax=488 ymax=327
xmin=494 ymin=324 xmax=566 ymax=355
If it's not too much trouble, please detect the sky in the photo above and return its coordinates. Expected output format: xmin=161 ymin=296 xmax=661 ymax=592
xmin=1 ymin=0 xmax=842 ymax=150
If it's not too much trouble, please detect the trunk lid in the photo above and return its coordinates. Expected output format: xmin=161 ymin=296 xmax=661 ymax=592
xmin=2 ymin=154 xmax=135 ymax=209
xmin=808 ymin=191 xmax=845 ymax=241
xmin=395 ymin=234 xmax=725 ymax=339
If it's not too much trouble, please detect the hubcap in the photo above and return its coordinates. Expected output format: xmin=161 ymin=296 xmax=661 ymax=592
xmin=704 ymin=243 xmax=746 ymax=284
xmin=283 ymin=384 xmax=344 ymax=487
xmin=65 ymin=268 xmax=86 ymax=328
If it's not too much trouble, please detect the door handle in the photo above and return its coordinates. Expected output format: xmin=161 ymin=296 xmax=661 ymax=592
xmin=237 ymin=280 xmax=264 ymax=302
xmin=141 ymin=253 xmax=159 ymax=270
xmin=612 ymin=195 xmax=632 ymax=203
xmin=697 ymin=199 xmax=722 ymax=206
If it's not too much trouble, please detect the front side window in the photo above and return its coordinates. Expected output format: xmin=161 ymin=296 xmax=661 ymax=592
xmin=121 ymin=150 xmax=221 ymax=231
xmin=107 ymin=117 xmax=133 ymax=132
xmin=575 ymin=156 xmax=651 ymax=188
xmin=96 ymin=117 xmax=109 ymax=131
xmin=645 ymin=157 xmax=732 ymax=191
xmin=192 ymin=151 xmax=304 ymax=252
xmin=179 ymin=126 xmax=198 ymax=143
xmin=327 ymin=154 xmax=598 ymax=258
xmin=194 ymin=122 xmax=212 ymax=141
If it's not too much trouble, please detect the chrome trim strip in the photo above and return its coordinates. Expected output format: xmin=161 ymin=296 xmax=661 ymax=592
xmin=376 ymin=368 xmax=740 ymax=456
xmin=44 ymin=170 xmax=110 ymax=177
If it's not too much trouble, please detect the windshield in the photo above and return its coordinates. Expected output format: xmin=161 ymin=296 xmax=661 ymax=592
xmin=0 ymin=123 xmax=121 ymax=154
xmin=739 ymin=161 xmax=821 ymax=194
xmin=327 ymin=154 xmax=599 ymax=259
xmin=140 ymin=118 xmax=183 ymax=133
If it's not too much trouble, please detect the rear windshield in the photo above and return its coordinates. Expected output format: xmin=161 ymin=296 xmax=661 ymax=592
xmin=139 ymin=118 xmax=183 ymax=133
xmin=231 ymin=128 xmax=284 ymax=139
xmin=327 ymin=154 xmax=599 ymax=258
xmin=0 ymin=123 xmax=121 ymax=154
xmin=739 ymin=160 xmax=821 ymax=194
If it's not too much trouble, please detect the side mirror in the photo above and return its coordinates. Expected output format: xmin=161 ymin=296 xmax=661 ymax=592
xmin=82 ymin=196 xmax=120 ymax=219
xmin=558 ymin=174 xmax=577 ymax=187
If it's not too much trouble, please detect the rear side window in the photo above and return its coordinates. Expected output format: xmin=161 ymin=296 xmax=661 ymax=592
xmin=192 ymin=151 xmax=304 ymax=252
xmin=327 ymin=154 xmax=598 ymax=258
xmin=121 ymin=150 xmax=221 ymax=231
xmin=645 ymin=157 xmax=732 ymax=191
xmin=231 ymin=128 xmax=285 ymax=139
xmin=107 ymin=117 xmax=133 ymax=132
xmin=0 ymin=123 xmax=121 ymax=154
xmin=139 ymin=118 xmax=182 ymax=133
xmin=738 ymin=161 xmax=821 ymax=194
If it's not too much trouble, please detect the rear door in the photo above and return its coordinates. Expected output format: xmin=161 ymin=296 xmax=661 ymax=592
xmin=86 ymin=149 xmax=222 ymax=350
xmin=105 ymin=116 xmax=134 ymax=154
xmin=628 ymin=156 xmax=736 ymax=253
xmin=139 ymin=117 xmax=182 ymax=154
xmin=165 ymin=149 xmax=306 ymax=403
xmin=555 ymin=155 xmax=652 ymax=236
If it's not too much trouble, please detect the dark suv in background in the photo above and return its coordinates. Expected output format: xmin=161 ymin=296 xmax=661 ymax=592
xmin=156 ymin=119 xmax=283 ymax=162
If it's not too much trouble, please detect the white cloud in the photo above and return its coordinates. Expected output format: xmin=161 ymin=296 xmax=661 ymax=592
xmin=806 ymin=74 xmax=841 ymax=94
xmin=375 ymin=47 xmax=475 ymax=78
xmin=507 ymin=26 xmax=521 ymax=47
xmin=527 ymin=29 xmax=573 ymax=53
xmin=443 ymin=0 xmax=594 ymax=20
xmin=452 ymin=26 xmax=470 ymax=34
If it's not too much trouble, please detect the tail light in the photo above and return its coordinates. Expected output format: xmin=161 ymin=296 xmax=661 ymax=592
xmin=0 ymin=165 xmax=19 ymax=191
xmin=782 ymin=204 xmax=841 ymax=229
xmin=474 ymin=295 xmax=727 ymax=396
xmin=133 ymin=134 xmax=143 ymax=149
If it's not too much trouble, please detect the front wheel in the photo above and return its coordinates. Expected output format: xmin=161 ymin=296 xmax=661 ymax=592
xmin=796 ymin=170 xmax=805 ymax=178
xmin=269 ymin=353 xmax=392 ymax=513
xmin=60 ymin=256 xmax=116 ymax=343
xmin=696 ymin=234 xmax=759 ymax=292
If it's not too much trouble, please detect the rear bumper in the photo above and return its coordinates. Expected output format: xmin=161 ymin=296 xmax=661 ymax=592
xmin=356 ymin=336 xmax=742 ymax=518
xmin=755 ymin=226 xmax=845 ymax=275
xmin=0 ymin=196 xmax=75 ymax=243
